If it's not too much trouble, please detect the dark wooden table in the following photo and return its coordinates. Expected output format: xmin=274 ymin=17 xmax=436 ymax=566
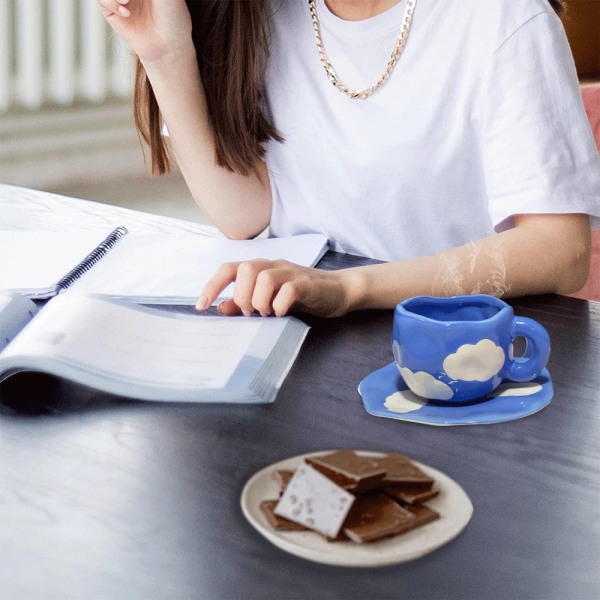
xmin=1 ymin=251 xmax=599 ymax=599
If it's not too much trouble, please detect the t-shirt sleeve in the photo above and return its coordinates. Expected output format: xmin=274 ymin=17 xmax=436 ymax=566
xmin=481 ymin=10 xmax=600 ymax=232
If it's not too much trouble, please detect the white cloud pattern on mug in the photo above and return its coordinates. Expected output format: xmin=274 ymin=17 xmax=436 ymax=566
xmin=442 ymin=339 xmax=505 ymax=382
xmin=397 ymin=366 xmax=454 ymax=400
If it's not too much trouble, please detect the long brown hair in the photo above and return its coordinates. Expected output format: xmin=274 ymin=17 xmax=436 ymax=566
xmin=134 ymin=0 xmax=278 ymax=176
xmin=134 ymin=0 xmax=566 ymax=176
xmin=548 ymin=0 xmax=566 ymax=16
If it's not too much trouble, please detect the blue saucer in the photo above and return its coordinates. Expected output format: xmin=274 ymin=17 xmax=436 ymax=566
xmin=358 ymin=362 xmax=553 ymax=426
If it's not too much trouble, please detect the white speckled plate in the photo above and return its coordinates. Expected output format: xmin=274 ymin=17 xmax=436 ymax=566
xmin=359 ymin=363 xmax=553 ymax=426
xmin=241 ymin=450 xmax=473 ymax=567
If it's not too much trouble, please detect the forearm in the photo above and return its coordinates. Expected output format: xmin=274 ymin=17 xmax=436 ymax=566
xmin=341 ymin=214 xmax=591 ymax=311
xmin=141 ymin=49 xmax=271 ymax=239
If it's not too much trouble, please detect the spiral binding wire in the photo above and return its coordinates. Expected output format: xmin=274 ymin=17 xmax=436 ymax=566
xmin=55 ymin=226 xmax=129 ymax=292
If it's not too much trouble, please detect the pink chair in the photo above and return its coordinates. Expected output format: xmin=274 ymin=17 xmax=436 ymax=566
xmin=570 ymin=83 xmax=600 ymax=301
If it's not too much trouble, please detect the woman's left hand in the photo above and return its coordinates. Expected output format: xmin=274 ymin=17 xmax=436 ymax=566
xmin=196 ymin=213 xmax=592 ymax=318
xmin=196 ymin=259 xmax=355 ymax=318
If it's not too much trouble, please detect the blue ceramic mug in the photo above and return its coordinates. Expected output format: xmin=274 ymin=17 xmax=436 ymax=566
xmin=392 ymin=295 xmax=550 ymax=403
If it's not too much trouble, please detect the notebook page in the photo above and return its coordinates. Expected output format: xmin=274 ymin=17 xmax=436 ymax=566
xmin=69 ymin=233 xmax=219 ymax=300
xmin=68 ymin=233 xmax=328 ymax=302
xmin=0 ymin=230 xmax=116 ymax=296
xmin=2 ymin=293 xmax=263 ymax=389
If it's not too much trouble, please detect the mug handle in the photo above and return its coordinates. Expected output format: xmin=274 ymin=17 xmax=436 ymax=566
xmin=507 ymin=317 xmax=551 ymax=382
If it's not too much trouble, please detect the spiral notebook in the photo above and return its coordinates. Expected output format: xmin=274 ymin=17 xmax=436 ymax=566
xmin=1 ymin=228 xmax=329 ymax=304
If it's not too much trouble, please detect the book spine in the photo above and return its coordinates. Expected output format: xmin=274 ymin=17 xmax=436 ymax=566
xmin=55 ymin=226 xmax=129 ymax=292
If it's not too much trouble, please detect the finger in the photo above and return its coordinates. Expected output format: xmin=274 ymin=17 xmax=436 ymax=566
xmin=217 ymin=300 xmax=243 ymax=317
xmin=272 ymin=281 xmax=301 ymax=317
xmin=251 ymin=268 xmax=290 ymax=317
xmin=231 ymin=261 xmax=262 ymax=316
xmin=196 ymin=262 xmax=241 ymax=311
xmin=97 ymin=0 xmax=130 ymax=17
xmin=232 ymin=260 xmax=285 ymax=317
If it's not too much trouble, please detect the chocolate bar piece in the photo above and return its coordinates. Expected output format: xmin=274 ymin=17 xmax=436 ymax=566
xmin=370 ymin=453 xmax=435 ymax=489
xmin=305 ymin=450 xmax=386 ymax=492
xmin=274 ymin=463 xmax=355 ymax=538
xmin=260 ymin=500 xmax=308 ymax=531
xmin=403 ymin=503 xmax=440 ymax=528
xmin=342 ymin=494 xmax=417 ymax=543
xmin=384 ymin=486 xmax=440 ymax=505
xmin=273 ymin=469 xmax=295 ymax=494
xmin=261 ymin=498 xmax=349 ymax=540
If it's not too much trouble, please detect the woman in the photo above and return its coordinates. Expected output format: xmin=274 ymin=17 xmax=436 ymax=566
xmin=98 ymin=0 xmax=600 ymax=317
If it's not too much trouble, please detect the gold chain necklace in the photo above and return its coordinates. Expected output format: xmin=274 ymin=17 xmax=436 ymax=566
xmin=308 ymin=0 xmax=417 ymax=99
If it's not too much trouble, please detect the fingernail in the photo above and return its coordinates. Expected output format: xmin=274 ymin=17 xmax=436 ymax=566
xmin=217 ymin=302 xmax=226 ymax=314
xmin=118 ymin=6 xmax=130 ymax=16
xmin=118 ymin=0 xmax=129 ymax=4
xmin=242 ymin=309 xmax=252 ymax=317
xmin=196 ymin=295 xmax=208 ymax=311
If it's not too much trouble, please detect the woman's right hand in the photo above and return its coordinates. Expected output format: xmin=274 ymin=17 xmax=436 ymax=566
xmin=96 ymin=0 xmax=193 ymax=64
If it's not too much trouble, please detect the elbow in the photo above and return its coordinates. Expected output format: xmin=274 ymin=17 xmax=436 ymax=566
xmin=220 ymin=223 xmax=268 ymax=240
xmin=202 ymin=207 xmax=270 ymax=240
xmin=224 ymin=231 xmax=260 ymax=241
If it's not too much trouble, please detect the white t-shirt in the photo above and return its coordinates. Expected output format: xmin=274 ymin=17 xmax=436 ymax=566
xmin=263 ymin=0 xmax=600 ymax=260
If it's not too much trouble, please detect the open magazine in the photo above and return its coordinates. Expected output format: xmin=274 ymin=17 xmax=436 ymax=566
xmin=0 ymin=292 xmax=309 ymax=403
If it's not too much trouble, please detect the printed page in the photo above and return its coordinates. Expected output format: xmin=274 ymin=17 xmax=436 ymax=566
xmin=0 ymin=230 xmax=116 ymax=297
xmin=0 ymin=293 xmax=265 ymax=391
xmin=69 ymin=233 xmax=328 ymax=303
